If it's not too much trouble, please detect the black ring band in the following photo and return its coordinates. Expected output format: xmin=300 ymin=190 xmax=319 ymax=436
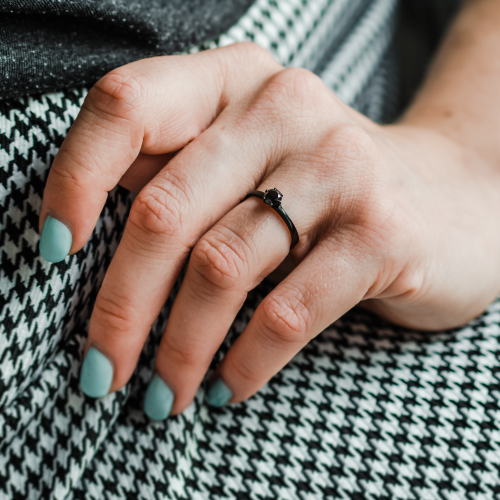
xmin=243 ymin=188 xmax=299 ymax=249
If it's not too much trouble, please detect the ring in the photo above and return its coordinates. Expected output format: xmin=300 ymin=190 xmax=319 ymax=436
xmin=243 ymin=188 xmax=299 ymax=249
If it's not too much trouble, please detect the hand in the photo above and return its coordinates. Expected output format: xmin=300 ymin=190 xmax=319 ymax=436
xmin=39 ymin=43 xmax=500 ymax=418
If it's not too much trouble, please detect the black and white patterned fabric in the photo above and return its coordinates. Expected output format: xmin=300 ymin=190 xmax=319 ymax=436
xmin=3 ymin=0 xmax=498 ymax=499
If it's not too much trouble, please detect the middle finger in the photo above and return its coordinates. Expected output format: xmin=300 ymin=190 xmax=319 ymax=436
xmin=82 ymin=118 xmax=275 ymax=397
xmin=148 ymin=162 xmax=327 ymax=418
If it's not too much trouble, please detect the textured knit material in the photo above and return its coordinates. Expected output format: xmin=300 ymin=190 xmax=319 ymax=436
xmin=0 ymin=0 xmax=255 ymax=99
xmin=4 ymin=0 xmax=499 ymax=499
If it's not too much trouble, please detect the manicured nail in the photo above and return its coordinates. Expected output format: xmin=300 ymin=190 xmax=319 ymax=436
xmin=206 ymin=377 xmax=232 ymax=407
xmin=143 ymin=374 xmax=174 ymax=421
xmin=79 ymin=347 xmax=113 ymax=398
xmin=39 ymin=215 xmax=72 ymax=263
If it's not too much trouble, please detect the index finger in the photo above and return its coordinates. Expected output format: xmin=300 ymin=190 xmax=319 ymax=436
xmin=39 ymin=44 xmax=278 ymax=262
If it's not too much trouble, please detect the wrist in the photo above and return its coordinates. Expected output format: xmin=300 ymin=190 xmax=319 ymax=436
xmin=379 ymin=121 xmax=500 ymax=184
xmin=398 ymin=104 xmax=500 ymax=176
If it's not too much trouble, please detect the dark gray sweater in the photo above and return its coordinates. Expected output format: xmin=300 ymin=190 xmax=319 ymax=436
xmin=0 ymin=0 xmax=254 ymax=99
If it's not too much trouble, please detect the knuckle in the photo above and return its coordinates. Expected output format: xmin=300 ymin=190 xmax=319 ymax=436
xmin=225 ymin=355 xmax=263 ymax=385
xmin=264 ymin=67 xmax=326 ymax=111
xmin=347 ymin=195 xmax=410 ymax=257
xmin=78 ymin=69 xmax=146 ymax=152
xmin=128 ymin=174 xmax=189 ymax=240
xmin=392 ymin=268 xmax=427 ymax=301
xmin=223 ymin=42 xmax=279 ymax=69
xmin=325 ymin=125 xmax=408 ymax=234
xmin=344 ymin=125 xmax=380 ymax=160
xmin=49 ymin=150 xmax=95 ymax=192
xmin=157 ymin=336 xmax=205 ymax=369
xmin=191 ymin=229 xmax=249 ymax=291
xmin=93 ymin=289 xmax=139 ymax=333
xmin=259 ymin=289 xmax=312 ymax=346
xmin=94 ymin=69 xmax=144 ymax=105
xmin=320 ymin=124 xmax=385 ymax=213
xmin=327 ymin=124 xmax=381 ymax=167
xmin=87 ymin=69 xmax=146 ymax=119
xmin=249 ymin=68 xmax=332 ymax=140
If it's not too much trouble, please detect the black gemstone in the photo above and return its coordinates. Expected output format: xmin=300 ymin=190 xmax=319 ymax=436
xmin=263 ymin=188 xmax=283 ymax=207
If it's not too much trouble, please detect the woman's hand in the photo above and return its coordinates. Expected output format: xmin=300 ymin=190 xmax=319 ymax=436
xmin=39 ymin=42 xmax=500 ymax=418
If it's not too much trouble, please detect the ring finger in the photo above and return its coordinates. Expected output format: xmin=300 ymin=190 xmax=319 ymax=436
xmin=147 ymin=161 xmax=331 ymax=418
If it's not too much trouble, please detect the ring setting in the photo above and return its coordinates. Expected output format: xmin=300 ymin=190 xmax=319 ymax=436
xmin=242 ymin=188 xmax=299 ymax=249
xmin=262 ymin=188 xmax=283 ymax=208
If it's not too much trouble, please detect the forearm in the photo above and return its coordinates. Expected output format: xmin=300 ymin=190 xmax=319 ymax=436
xmin=401 ymin=0 xmax=500 ymax=169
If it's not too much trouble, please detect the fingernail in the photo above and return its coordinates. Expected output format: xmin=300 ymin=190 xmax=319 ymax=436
xmin=79 ymin=347 xmax=113 ymax=398
xmin=206 ymin=377 xmax=232 ymax=407
xmin=143 ymin=374 xmax=174 ymax=421
xmin=39 ymin=215 xmax=72 ymax=263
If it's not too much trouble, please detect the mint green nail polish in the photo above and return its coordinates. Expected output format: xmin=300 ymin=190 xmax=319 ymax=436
xmin=206 ymin=377 xmax=232 ymax=407
xmin=143 ymin=374 xmax=174 ymax=421
xmin=80 ymin=347 xmax=113 ymax=398
xmin=39 ymin=216 xmax=72 ymax=263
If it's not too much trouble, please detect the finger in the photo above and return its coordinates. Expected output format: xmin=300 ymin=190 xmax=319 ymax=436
xmin=81 ymin=67 xmax=349 ymax=404
xmin=39 ymin=43 xmax=280 ymax=262
xmin=118 ymin=152 xmax=175 ymax=194
xmin=148 ymin=190 xmax=308 ymax=417
xmin=147 ymin=136 xmax=338 ymax=417
xmin=82 ymin=110 xmax=280 ymax=399
xmin=208 ymin=235 xmax=374 ymax=406
xmin=207 ymin=122 xmax=384 ymax=405
xmin=144 ymin=117 xmax=363 ymax=417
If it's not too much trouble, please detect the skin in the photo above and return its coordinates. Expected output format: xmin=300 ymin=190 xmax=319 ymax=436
xmin=39 ymin=0 xmax=500 ymax=415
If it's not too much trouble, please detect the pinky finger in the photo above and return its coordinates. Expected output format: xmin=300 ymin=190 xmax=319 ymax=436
xmin=206 ymin=236 xmax=374 ymax=406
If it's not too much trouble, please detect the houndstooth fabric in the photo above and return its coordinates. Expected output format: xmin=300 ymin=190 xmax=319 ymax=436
xmin=2 ymin=0 xmax=498 ymax=499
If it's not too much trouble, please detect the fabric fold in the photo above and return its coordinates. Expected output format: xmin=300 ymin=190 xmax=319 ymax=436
xmin=0 ymin=0 xmax=254 ymax=99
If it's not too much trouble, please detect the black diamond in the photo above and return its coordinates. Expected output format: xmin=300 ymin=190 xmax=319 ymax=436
xmin=263 ymin=188 xmax=283 ymax=207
